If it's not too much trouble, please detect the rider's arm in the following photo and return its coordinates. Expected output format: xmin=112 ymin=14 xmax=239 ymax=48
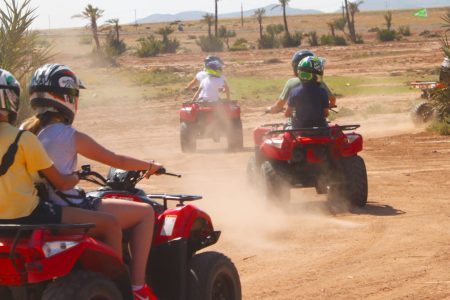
xmin=185 ymin=77 xmax=198 ymax=90
xmin=75 ymin=131 xmax=161 ymax=175
xmin=223 ymin=81 xmax=230 ymax=100
xmin=323 ymin=108 xmax=330 ymax=117
xmin=268 ymin=99 xmax=287 ymax=113
xmin=40 ymin=165 xmax=80 ymax=191
xmin=284 ymin=105 xmax=294 ymax=118
xmin=192 ymin=87 xmax=201 ymax=102
xmin=267 ymin=78 xmax=293 ymax=113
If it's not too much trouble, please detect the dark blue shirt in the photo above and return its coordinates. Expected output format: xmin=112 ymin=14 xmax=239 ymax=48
xmin=287 ymin=81 xmax=329 ymax=128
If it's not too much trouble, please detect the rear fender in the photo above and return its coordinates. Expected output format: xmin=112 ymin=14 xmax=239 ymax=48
xmin=338 ymin=133 xmax=363 ymax=157
xmin=253 ymin=127 xmax=271 ymax=146
xmin=154 ymin=205 xmax=213 ymax=246
xmin=180 ymin=104 xmax=198 ymax=122
xmin=260 ymin=132 xmax=294 ymax=161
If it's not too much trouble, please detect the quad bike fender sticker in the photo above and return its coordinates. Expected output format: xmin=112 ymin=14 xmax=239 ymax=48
xmin=161 ymin=215 xmax=177 ymax=236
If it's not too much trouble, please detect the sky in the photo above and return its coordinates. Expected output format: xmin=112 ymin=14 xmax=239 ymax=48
xmin=24 ymin=0 xmax=344 ymax=30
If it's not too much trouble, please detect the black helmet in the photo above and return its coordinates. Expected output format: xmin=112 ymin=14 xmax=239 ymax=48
xmin=291 ymin=50 xmax=315 ymax=75
xmin=28 ymin=64 xmax=85 ymax=124
xmin=204 ymin=55 xmax=224 ymax=67
xmin=0 ymin=69 xmax=21 ymax=123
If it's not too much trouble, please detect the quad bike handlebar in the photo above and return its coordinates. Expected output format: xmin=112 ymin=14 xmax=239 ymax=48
xmin=77 ymin=165 xmax=181 ymax=190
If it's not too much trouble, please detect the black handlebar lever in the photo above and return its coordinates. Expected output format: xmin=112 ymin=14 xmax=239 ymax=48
xmin=156 ymin=167 xmax=182 ymax=178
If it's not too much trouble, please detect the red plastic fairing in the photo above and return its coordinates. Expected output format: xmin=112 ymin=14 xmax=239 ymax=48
xmin=179 ymin=103 xmax=198 ymax=122
xmin=0 ymin=230 xmax=123 ymax=285
xmin=253 ymin=127 xmax=271 ymax=146
xmin=153 ymin=204 xmax=213 ymax=245
xmin=260 ymin=132 xmax=293 ymax=161
xmin=339 ymin=133 xmax=363 ymax=157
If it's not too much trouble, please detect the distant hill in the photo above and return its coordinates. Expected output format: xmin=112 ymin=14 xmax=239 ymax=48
xmin=136 ymin=4 xmax=321 ymax=24
xmin=360 ymin=0 xmax=449 ymax=11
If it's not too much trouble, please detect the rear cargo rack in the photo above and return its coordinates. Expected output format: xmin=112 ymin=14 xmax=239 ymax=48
xmin=266 ymin=125 xmax=360 ymax=136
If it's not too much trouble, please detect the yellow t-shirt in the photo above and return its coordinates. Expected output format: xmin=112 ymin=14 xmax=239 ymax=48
xmin=0 ymin=122 xmax=53 ymax=219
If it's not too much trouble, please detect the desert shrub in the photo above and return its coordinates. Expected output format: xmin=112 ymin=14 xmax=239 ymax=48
xmin=429 ymin=119 xmax=450 ymax=135
xmin=136 ymin=35 xmax=162 ymax=57
xmin=230 ymin=38 xmax=248 ymax=51
xmin=258 ymin=34 xmax=278 ymax=49
xmin=162 ymin=38 xmax=180 ymax=53
xmin=430 ymin=86 xmax=450 ymax=120
xmin=377 ymin=29 xmax=397 ymax=41
xmin=368 ymin=27 xmax=379 ymax=33
xmin=334 ymin=35 xmax=347 ymax=45
xmin=281 ymin=32 xmax=302 ymax=48
xmin=355 ymin=34 xmax=364 ymax=44
xmin=398 ymin=25 xmax=411 ymax=36
xmin=196 ymin=35 xmax=223 ymax=52
xmin=419 ymin=30 xmax=440 ymax=38
xmin=79 ymin=35 xmax=92 ymax=45
xmin=308 ymin=31 xmax=319 ymax=46
xmin=266 ymin=24 xmax=284 ymax=36
xmin=104 ymin=31 xmax=126 ymax=57
xmin=320 ymin=34 xmax=334 ymax=45
xmin=264 ymin=58 xmax=282 ymax=64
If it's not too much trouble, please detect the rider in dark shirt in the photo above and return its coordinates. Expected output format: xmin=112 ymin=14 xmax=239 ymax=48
xmin=286 ymin=56 xmax=329 ymax=129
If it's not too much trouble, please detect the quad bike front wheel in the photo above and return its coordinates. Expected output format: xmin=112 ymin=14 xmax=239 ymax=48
xmin=328 ymin=155 xmax=368 ymax=208
xmin=42 ymin=271 xmax=122 ymax=300
xmin=260 ymin=161 xmax=291 ymax=203
xmin=188 ymin=251 xmax=241 ymax=300
xmin=0 ymin=286 xmax=12 ymax=300
xmin=227 ymin=119 xmax=244 ymax=151
xmin=411 ymin=102 xmax=435 ymax=125
xmin=180 ymin=122 xmax=197 ymax=152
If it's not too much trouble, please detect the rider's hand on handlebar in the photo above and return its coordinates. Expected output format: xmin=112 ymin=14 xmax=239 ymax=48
xmin=144 ymin=161 xmax=164 ymax=179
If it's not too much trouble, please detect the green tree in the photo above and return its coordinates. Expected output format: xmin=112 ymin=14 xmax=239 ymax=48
xmin=203 ymin=13 xmax=214 ymax=37
xmin=0 ymin=0 xmax=52 ymax=81
xmin=344 ymin=0 xmax=363 ymax=43
xmin=272 ymin=0 xmax=291 ymax=36
xmin=254 ymin=8 xmax=266 ymax=40
xmin=218 ymin=25 xmax=236 ymax=49
xmin=384 ymin=11 xmax=392 ymax=31
xmin=72 ymin=4 xmax=104 ymax=51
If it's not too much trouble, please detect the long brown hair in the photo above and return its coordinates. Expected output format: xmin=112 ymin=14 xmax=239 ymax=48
xmin=21 ymin=112 xmax=67 ymax=134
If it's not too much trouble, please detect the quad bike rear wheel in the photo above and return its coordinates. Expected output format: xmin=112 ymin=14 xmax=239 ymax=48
xmin=227 ymin=119 xmax=243 ymax=151
xmin=411 ymin=102 xmax=434 ymax=125
xmin=0 ymin=286 xmax=12 ymax=300
xmin=328 ymin=155 xmax=368 ymax=207
xmin=42 ymin=271 xmax=122 ymax=300
xmin=188 ymin=251 xmax=241 ymax=300
xmin=180 ymin=122 xmax=197 ymax=152
xmin=260 ymin=161 xmax=290 ymax=203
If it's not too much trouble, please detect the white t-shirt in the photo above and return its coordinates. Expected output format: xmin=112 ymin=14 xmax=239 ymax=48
xmin=196 ymin=70 xmax=226 ymax=83
xmin=198 ymin=75 xmax=226 ymax=102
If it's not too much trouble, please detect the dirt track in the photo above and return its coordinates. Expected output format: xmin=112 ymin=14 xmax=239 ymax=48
xmin=45 ymin=28 xmax=450 ymax=298
xmin=71 ymin=76 xmax=450 ymax=299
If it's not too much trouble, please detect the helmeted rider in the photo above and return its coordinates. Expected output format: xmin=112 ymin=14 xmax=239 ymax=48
xmin=22 ymin=63 xmax=160 ymax=300
xmin=439 ymin=57 xmax=450 ymax=86
xmin=0 ymin=68 xmax=123 ymax=266
xmin=266 ymin=49 xmax=336 ymax=114
xmin=285 ymin=56 xmax=330 ymax=129
xmin=185 ymin=54 xmax=225 ymax=91
xmin=191 ymin=59 xmax=231 ymax=102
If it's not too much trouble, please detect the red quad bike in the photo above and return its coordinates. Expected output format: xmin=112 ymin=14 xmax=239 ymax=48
xmin=179 ymin=100 xmax=243 ymax=152
xmin=0 ymin=166 xmax=241 ymax=300
xmin=409 ymin=81 xmax=446 ymax=125
xmin=247 ymin=123 xmax=368 ymax=207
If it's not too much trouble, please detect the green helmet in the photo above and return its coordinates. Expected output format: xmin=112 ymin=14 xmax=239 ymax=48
xmin=297 ymin=56 xmax=324 ymax=81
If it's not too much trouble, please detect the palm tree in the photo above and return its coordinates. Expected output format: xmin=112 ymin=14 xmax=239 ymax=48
xmin=106 ymin=18 xmax=120 ymax=41
xmin=203 ymin=13 xmax=214 ymax=37
xmin=344 ymin=0 xmax=363 ymax=42
xmin=254 ymin=8 xmax=266 ymax=40
xmin=72 ymin=4 xmax=104 ymax=51
xmin=272 ymin=0 xmax=291 ymax=36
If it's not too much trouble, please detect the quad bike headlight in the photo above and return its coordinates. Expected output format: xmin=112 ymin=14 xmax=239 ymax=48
xmin=265 ymin=138 xmax=283 ymax=149
xmin=42 ymin=241 xmax=78 ymax=258
xmin=346 ymin=134 xmax=360 ymax=144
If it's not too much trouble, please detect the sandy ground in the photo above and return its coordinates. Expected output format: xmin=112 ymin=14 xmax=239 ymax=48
xmin=46 ymin=27 xmax=450 ymax=299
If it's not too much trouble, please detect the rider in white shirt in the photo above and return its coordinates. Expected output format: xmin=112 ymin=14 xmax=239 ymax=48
xmin=192 ymin=60 xmax=230 ymax=102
